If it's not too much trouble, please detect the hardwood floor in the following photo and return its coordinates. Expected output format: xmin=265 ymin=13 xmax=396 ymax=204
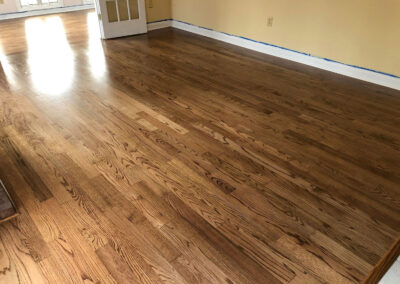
xmin=0 ymin=10 xmax=399 ymax=283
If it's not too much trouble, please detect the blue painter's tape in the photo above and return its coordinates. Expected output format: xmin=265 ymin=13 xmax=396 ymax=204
xmin=147 ymin=19 xmax=400 ymax=79
xmin=147 ymin=19 xmax=172 ymax=24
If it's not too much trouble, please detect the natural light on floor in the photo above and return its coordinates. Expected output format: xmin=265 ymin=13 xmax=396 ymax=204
xmin=87 ymin=12 xmax=107 ymax=79
xmin=25 ymin=16 xmax=75 ymax=96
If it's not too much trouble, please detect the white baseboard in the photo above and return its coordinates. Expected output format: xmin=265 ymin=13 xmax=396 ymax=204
xmin=166 ymin=20 xmax=400 ymax=91
xmin=0 ymin=4 xmax=94 ymax=21
xmin=147 ymin=19 xmax=172 ymax=31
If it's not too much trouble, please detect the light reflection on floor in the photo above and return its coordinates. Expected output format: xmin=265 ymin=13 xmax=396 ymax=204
xmin=87 ymin=12 xmax=107 ymax=80
xmin=25 ymin=16 xmax=75 ymax=96
xmin=0 ymin=11 xmax=105 ymax=96
xmin=0 ymin=45 xmax=16 ymax=87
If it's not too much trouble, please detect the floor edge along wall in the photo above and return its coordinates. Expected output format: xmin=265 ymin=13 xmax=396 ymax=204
xmin=148 ymin=19 xmax=400 ymax=91
xmin=0 ymin=9 xmax=398 ymax=91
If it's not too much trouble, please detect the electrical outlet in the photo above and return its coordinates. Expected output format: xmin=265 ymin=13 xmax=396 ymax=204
xmin=267 ymin=17 xmax=274 ymax=27
xmin=149 ymin=0 xmax=154 ymax=8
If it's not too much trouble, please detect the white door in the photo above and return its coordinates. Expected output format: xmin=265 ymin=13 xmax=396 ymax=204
xmin=94 ymin=0 xmax=147 ymax=39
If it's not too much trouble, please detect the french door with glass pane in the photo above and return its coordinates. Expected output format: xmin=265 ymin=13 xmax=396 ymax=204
xmin=18 ymin=0 xmax=63 ymax=11
xmin=94 ymin=0 xmax=147 ymax=39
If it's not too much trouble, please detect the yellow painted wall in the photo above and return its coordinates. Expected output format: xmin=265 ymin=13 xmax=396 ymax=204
xmin=0 ymin=0 xmax=18 ymax=14
xmin=171 ymin=0 xmax=400 ymax=76
xmin=146 ymin=0 xmax=171 ymax=22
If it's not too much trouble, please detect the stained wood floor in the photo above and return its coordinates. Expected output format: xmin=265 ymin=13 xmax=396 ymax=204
xmin=0 ymin=10 xmax=399 ymax=284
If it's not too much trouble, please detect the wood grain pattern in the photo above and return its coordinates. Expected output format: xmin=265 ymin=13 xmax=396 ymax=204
xmin=0 ymin=10 xmax=399 ymax=283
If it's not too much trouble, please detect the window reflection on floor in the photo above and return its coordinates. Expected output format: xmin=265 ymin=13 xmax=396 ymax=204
xmin=25 ymin=16 xmax=75 ymax=96
xmin=87 ymin=12 xmax=107 ymax=80
xmin=0 ymin=11 xmax=105 ymax=95
xmin=0 ymin=45 xmax=16 ymax=87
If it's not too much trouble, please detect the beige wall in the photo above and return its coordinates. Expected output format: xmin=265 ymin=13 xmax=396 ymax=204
xmin=171 ymin=0 xmax=400 ymax=77
xmin=145 ymin=0 xmax=170 ymax=22
xmin=0 ymin=0 xmax=18 ymax=14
